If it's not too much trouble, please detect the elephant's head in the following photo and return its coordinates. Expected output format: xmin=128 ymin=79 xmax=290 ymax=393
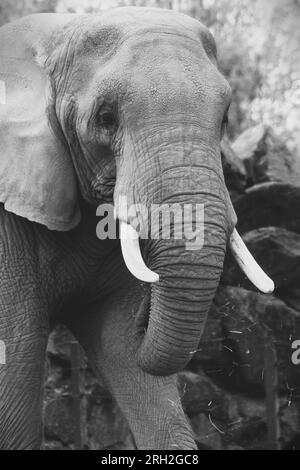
xmin=0 ymin=8 xmax=274 ymax=375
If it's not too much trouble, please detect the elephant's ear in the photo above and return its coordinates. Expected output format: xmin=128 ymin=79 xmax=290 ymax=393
xmin=0 ymin=16 xmax=80 ymax=231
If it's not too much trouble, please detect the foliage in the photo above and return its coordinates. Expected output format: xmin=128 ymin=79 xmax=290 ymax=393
xmin=0 ymin=0 xmax=57 ymax=26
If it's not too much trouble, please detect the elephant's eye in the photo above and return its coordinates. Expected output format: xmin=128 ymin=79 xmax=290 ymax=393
xmin=97 ymin=109 xmax=118 ymax=134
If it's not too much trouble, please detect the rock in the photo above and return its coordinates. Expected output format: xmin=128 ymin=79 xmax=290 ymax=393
xmin=87 ymin=381 xmax=112 ymax=406
xmin=178 ymin=369 xmax=299 ymax=449
xmin=230 ymin=399 xmax=299 ymax=450
xmin=178 ymin=371 xmax=227 ymax=419
xmin=233 ymin=183 xmax=300 ymax=236
xmin=188 ymin=303 xmax=226 ymax=371
xmin=284 ymin=436 xmax=300 ymax=450
xmin=232 ymin=125 xmax=300 ymax=186
xmin=179 ymin=371 xmax=245 ymax=425
xmin=280 ymin=404 xmax=299 ymax=447
xmin=225 ymin=395 xmax=269 ymax=450
xmin=86 ymin=394 xmax=135 ymax=450
xmin=222 ymin=227 xmax=300 ymax=291
xmin=225 ymin=444 xmax=244 ymax=450
xmin=190 ymin=284 xmax=300 ymax=393
xmin=47 ymin=325 xmax=75 ymax=363
xmin=188 ymin=303 xmax=245 ymax=389
xmin=44 ymin=335 xmax=135 ymax=450
xmin=42 ymin=440 xmax=67 ymax=450
xmin=190 ymin=413 xmax=223 ymax=450
xmin=44 ymin=397 xmax=75 ymax=445
xmin=238 ymin=397 xmax=266 ymax=419
xmin=220 ymin=395 xmax=297 ymax=450
xmin=281 ymin=283 xmax=300 ymax=312
xmin=226 ymin=415 xmax=268 ymax=450
xmin=43 ymin=365 xmax=134 ymax=450
xmin=85 ymin=377 xmax=134 ymax=450
xmin=221 ymin=136 xmax=247 ymax=196
xmin=214 ymin=286 xmax=300 ymax=393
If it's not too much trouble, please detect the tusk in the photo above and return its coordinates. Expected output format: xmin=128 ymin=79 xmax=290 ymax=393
xmin=120 ymin=221 xmax=159 ymax=283
xmin=229 ymin=229 xmax=274 ymax=294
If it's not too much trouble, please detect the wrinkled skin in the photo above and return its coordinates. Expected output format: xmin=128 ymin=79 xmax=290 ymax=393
xmin=0 ymin=8 xmax=236 ymax=449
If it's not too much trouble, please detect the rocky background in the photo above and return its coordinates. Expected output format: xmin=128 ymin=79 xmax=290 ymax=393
xmin=43 ymin=125 xmax=300 ymax=450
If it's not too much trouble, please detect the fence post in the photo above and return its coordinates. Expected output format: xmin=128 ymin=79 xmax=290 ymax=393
xmin=71 ymin=341 xmax=84 ymax=450
xmin=263 ymin=334 xmax=280 ymax=450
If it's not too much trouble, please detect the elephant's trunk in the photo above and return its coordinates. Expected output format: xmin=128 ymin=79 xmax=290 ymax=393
xmin=117 ymin=159 xmax=230 ymax=376
xmin=137 ymin=194 xmax=228 ymax=376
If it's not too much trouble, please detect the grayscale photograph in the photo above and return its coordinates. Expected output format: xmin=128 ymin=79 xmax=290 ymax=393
xmin=0 ymin=0 xmax=299 ymax=453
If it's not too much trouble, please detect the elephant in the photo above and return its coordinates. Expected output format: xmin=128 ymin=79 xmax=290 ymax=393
xmin=0 ymin=7 xmax=274 ymax=450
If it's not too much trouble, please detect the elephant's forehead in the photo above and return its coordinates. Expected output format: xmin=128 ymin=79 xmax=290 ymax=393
xmin=73 ymin=9 xmax=230 ymax=111
xmin=75 ymin=8 xmax=215 ymax=62
xmin=91 ymin=34 xmax=229 ymax=106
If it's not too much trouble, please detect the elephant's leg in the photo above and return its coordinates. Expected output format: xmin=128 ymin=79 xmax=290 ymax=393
xmin=67 ymin=285 xmax=196 ymax=450
xmin=0 ymin=256 xmax=49 ymax=449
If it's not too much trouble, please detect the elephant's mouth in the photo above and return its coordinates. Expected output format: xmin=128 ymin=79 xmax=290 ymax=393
xmin=119 ymin=220 xmax=274 ymax=294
